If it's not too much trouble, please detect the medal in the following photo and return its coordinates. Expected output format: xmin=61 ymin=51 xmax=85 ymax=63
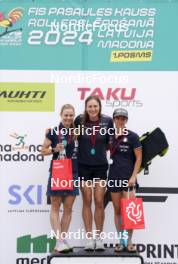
xmin=88 ymin=119 xmax=100 ymax=156
xmin=91 ymin=148 xmax=96 ymax=155
xmin=58 ymin=123 xmax=73 ymax=148
xmin=109 ymin=159 xmax=113 ymax=165
xmin=62 ymin=139 xmax=67 ymax=147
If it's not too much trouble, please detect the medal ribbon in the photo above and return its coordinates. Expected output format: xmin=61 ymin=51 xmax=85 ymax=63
xmin=109 ymin=135 xmax=125 ymax=157
xmin=58 ymin=123 xmax=74 ymax=145
xmin=89 ymin=120 xmax=100 ymax=149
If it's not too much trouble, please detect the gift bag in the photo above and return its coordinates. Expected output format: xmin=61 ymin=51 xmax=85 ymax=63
xmin=120 ymin=196 xmax=145 ymax=230
xmin=51 ymin=159 xmax=74 ymax=190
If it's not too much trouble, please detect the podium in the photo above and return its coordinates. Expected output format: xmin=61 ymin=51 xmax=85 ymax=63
xmin=48 ymin=247 xmax=144 ymax=264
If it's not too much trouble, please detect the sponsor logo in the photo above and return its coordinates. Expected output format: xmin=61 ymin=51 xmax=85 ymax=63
xmin=17 ymin=235 xmax=55 ymax=253
xmin=7 ymin=184 xmax=50 ymax=215
xmin=16 ymin=257 xmax=49 ymax=264
xmin=111 ymin=50 xmax=153 ymax=62
xmin=104 ymin=243 xmax=178 ymax=262
xmin=16 ymin=235 xmax=52 ymax=264
xmin=137 ymin=243 xmax=178 ymax=262
xmin=0 ymin=7 xmax=23 ymax=46
xmin=0 ymin=82 xmax=55 ymax=111
xmin=123 ymin=137 xmax=128 ymax=142
xmin=8 ymin=185 xmax=43 ymax=205
xmin=126 ymin=201 xmax=143 ymax=224
xmin=77 ymin=87 xmax=143 ymax=108
xmin=10 ymin=133 xmax=28 ymax=150
xmin=0 ymin=133 xmax=43 ymax=162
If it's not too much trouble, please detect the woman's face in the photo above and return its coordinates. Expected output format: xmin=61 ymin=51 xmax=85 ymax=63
xmin=61 ymin=108 xmax=74 ymax=127
xmin=114 ymin=116 xmax=127 ymax=129
xmin=86 ymin=99 xmax=100 ymax=119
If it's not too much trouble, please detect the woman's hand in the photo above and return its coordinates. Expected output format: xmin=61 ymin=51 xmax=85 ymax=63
xmin=53 ymin=143 xmax=64 ymax=153
xmin=128 ymin=175 xmax=137 ymax=187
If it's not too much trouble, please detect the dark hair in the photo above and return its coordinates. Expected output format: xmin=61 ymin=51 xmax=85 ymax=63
xmin=82 ymin=95 xmax=102 ymax=124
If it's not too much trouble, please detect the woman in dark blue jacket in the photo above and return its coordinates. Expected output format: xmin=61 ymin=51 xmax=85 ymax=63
xmin=41 ymin=104 xmax=79 ymax=253
xmin=75 ymin=95 xmax=113 ymax=251
xmin=108 ymin=108 xmax=142 ymax=252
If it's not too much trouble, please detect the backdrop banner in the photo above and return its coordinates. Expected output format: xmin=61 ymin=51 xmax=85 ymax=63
xmin=0 ymin=1 xmax=178 ymax=264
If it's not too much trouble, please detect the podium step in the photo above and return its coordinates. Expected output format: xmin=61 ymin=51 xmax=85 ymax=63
xmin=48 ymin=247 xmax=144 ymax=264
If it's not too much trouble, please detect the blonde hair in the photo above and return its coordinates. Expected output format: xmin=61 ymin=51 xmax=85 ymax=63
xmin=60 ymin=104 xmax=75 ymax=115
xmin=60 ymin=104 xmax=77 ymax=140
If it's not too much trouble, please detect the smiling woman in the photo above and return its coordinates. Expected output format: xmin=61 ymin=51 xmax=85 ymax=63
xmin=41 ymin=104 xmax=79 ymax=253
xmin=108 ymin=108 xmax=142 ymax=253
xmin=74 ymin=95 xmax=113 ymax=251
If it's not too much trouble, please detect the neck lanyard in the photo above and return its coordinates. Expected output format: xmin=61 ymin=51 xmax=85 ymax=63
xmin=109 ymin=135 xmax=125 ymax=158
xmin=88 ymin=119 xmax=100 ymax=155
xmin=58 ymin=124 xmax=73 ymax=145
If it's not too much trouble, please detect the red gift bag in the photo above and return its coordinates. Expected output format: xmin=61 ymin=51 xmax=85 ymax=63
xmin=51 ymin=159 xmax=74 ymax=190
xmin=120 ymin=197 xmax=145 ymax=230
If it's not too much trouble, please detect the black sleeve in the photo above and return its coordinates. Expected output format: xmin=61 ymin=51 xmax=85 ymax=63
xmin=46 ymin=128 xmax=53 ymax=143
xmin=74 ymin=115 xmax=82 ymax=127
xmin=131 ymin=133 xmax=142 ymax=149
xmin=46 ymin=127 xmax=58 ymax=147
xmin=106 ymin=117 xmax=114 ymax=145
xmin=108 ymin=117 xmax=114 ymax=130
